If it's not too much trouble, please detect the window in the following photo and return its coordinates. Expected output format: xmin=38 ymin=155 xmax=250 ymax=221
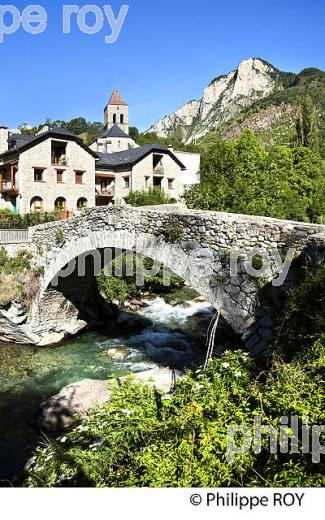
xmin=153 ymin=177 xmax=162 ymax=189
xmin=77 ymin=197 xmax=88 ymax=209
xmin=51 ymin=141 xmax=67 ymax=166
xmin=124 ymin=176 xmax=130 ymax=188
xmin=120 ymin=114 xmax=124 ymax=124
xmin=75 ymin=171 xmax=85 ymax=184
xmin=168 ymin=178 xmax=174 ymax=190
xmin=145 ymin=176 xmax=150 ymax=188
xmin=113 ymin=114 xmax=117 ymax=124
xmin=34 ymin=168 xmax=44 ymax=182
xmin=30 ymin=196 xmax=43 ymax=212
xmin=55 ymin=197 xmax=67 ymax=210
xmin=56 ymin=170 xmax=64 ymax=183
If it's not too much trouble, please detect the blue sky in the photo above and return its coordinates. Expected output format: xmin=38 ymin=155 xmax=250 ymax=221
xmin=0 ymin=0 xmax=324 ymax=130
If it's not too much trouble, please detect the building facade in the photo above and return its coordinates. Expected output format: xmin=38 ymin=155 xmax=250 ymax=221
xmin=0 ymin=127 xmax=97 ymax=214
xmin=95 ymin=144 xmax=185 ymax=206
xmin=0 ymin=89 xmax=199 ymax=214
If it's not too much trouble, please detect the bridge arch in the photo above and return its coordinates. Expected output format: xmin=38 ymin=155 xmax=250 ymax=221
xmin=41 ymin=229 xmax=216 ymax=304
xmin=23 ymin=205 xmax=325 ymax=353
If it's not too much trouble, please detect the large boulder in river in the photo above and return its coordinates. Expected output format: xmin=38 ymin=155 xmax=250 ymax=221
xmin=36 ymin=367 xmax=182 ymax=432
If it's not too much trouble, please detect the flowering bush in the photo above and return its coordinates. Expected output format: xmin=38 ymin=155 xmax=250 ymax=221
xmin=25 ymin=345 xmax=324 ymax=487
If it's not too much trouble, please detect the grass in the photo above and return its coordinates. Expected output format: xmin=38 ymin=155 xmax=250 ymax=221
xmin=0 ymin=248 xmax=42 ymax=306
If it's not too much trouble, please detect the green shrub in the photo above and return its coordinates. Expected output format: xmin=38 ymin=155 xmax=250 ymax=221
xmin=185 ymin=129 xmax=325 ymax=223
xmin=0 ymin=210 xmax=67 ymax=229
xmin=24 ymin=344 xmax=324 ymax=487
xmin=0 ymin=248 xmax=42 ymax=305
xmin=97 ymin=253 xmax=183 ymax=302
xmin=54 ymin=228 xmax=65 ymax=246
xmin=97 ymin=273 xmax=131 ymax=302
xmin=164 ymin=223 xmax=184 ymax=244
xmin=126 ymin=188 xmax=174 ymax=207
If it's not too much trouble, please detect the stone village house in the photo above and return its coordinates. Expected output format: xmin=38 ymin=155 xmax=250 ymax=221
xmin=0 ymin=90 xmax=200 ymax=214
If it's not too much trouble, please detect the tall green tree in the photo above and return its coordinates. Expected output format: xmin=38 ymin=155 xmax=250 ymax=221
xmin=296 ymin=95 xmax=319 ymax=151
xmin=184 ymin=129 xmax=325 ymax=223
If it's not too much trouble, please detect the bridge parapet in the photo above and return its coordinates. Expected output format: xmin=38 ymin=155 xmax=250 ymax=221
xmin=28 ymin=205 xmax=325 ymax=258
xmin=0 ymin=228 xmax=29 ymax=245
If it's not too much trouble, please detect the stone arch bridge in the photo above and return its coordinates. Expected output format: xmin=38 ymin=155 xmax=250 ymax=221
xmin=1 ymin=205 xmax=324 ymax=357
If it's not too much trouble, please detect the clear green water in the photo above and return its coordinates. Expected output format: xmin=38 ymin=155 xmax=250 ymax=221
xmin=0 ymin=294 xmax=214 ymax=484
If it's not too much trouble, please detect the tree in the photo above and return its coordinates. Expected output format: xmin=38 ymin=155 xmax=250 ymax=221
xmin=296 ymin=96 xmax=319 ymax=151
xmin=88 ymin=122 xmax=103 ymax=134
xmin=184 ymin=129 xmax=325 ymax=223
xmin=126 ymin=188 xmax=174 ymax=207
xmin=129 ymin=127 xmax=139 ymax=140
xmin=65 ymin=117 xmax=89 ymax=135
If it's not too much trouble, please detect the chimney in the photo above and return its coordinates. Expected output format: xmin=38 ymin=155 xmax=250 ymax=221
xmin=0 ymin=126 xmax=9 ymax=154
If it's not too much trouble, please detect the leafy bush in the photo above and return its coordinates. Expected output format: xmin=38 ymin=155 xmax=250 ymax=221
xmin=163 ymin=223 xmax=184 ymax=244
xmin=275 ymin=263 xmax=325 ymax=360
xmin=0 ymin=248 xmax=42 ymax=305
xmin=97 ymin=273 xmax=131 ymax=302
xmin=0 ymin=210 xmax=68 ymax=229
xmin=24 ymin=342 xmax=324 ymax=487
xmin=185 ymin=129 xmax=325 ymax=223
xmin=125 ymin=188 xmax=174 ymax=207
xmin=97 ymin=253 xmax=183 ymax=302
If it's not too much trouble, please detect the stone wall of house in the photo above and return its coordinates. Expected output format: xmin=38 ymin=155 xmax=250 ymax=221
xmin=175 ymin=151 xmax=201 ymax=194
xmin=18 ymin=138 xmax=96 ymax=213
xmin=94 ymin=152 xmax=183 ymax=204
xmin=91 ymin=136 xmax=137 ymax=154
xmin=114 ymin=153 xmax=183 ymax=201
xmin=0 ymin=127 xmax=9 ymax=155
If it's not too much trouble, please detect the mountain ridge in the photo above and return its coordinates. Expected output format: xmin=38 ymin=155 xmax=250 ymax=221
xmin=146 ymin=58 xmax=325 ymax=154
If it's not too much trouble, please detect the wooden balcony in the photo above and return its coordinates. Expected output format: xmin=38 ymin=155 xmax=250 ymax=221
xmin=153 ymin=166 xmax=165 ymax=175
xmin=0 ymin=181 xmax=19 ymax=194
xmin=96 ymin=186 xmax=114 ymax=197
xmin=0 ymin=163 xmax=19 ymax=195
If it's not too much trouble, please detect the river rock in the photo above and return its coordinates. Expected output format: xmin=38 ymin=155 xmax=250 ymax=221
xmin=130 ymin=299 xmax=146 ymax=307
xmin=36 ymin=367 xmax=182 ymax=432
xmin=117 ymin=311 xmax=152 ymax=332
xmin=193 ymin=296 xmax=208 ymax=303
xmin=181 ymin=302 xmax=192 ymax=309
xmin=97 ymin=347 xmax=128 ymax=361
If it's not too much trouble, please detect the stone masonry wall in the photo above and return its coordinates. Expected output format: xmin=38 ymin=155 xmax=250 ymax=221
xmin=18 ymin=138 xmax=96 ymax=213
xmin=23 ymin=205 xmax=325 ymax=354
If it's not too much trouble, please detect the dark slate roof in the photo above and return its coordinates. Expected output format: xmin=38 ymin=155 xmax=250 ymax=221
xmin=96 ymin=144 xmax=186 ymax=170
xmin=8 ymin=134 xmax=35 ymax=149
xmin=44 ymin=125 xmax=78 ymax=137
xmin=101 ymin=124 xmax=130 ymax=139
xmin=0 ymin=126 xmax=97 ymax=162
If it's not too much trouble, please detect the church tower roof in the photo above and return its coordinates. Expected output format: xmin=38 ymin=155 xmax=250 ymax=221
xmin=108 ymin=89 xmax=128 ymax=106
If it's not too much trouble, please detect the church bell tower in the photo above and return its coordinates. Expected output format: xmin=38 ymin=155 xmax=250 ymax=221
xmin=104 ymin=89 xmax=129 ymax=134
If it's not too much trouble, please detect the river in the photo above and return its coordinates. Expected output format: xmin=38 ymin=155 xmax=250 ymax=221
xmin=0 ymin=288 xmax=215 ymax=485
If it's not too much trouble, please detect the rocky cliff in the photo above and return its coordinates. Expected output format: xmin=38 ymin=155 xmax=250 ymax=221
xmin=148 ymin=58 xmax=294 ymax=143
